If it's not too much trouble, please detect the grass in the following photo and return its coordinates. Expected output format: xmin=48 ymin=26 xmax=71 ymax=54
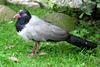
xmin=0 ymin=4 xmax=100 ymax=67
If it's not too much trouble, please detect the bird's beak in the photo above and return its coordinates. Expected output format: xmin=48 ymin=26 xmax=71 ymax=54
xmin=13 ymin=14 xmax=21 ymax=19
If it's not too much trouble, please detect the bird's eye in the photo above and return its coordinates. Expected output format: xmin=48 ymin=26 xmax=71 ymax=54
xmin=19 ymin=12 xmax=24 ymax=15
xmin=19 ymin=12 xmax=27 ymax=17
xmin=18 ymin=9 xmax=28 ymax=17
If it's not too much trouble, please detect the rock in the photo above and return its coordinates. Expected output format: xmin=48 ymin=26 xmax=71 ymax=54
xmin=7 ymin=0 xmax=40 ymax=8
xmin=43 ymin=13 xmax=78 ymax=32
xmin=57 ymin=0 xmax=83 ymax=8
xmin=6 ymin=0 xmax=96 ymax=9
xmin=0 ymin=0 xmax=6 ymax=4
xmin=36 ymin=0 xmax=89 ymax=8
xmin=45 ymin=0 xmax=88 ymax=8
xmin=0 ymin=5 xmax=16 ymax=22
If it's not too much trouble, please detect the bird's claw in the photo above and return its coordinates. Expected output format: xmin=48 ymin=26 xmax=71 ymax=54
xmin=27 ymin=51 xmax=37 ymax=58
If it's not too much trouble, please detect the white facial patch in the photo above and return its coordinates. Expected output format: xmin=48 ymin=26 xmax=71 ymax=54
xmin=19 ymin=10 xmax=23 ymax=13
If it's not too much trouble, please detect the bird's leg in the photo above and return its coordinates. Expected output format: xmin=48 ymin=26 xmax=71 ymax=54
xmin=32 ymin=41 xmax=40 ymax=55
xmin=28 ymin=41 xmax=40 ymax=57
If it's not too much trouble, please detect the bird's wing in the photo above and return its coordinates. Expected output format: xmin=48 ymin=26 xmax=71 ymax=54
xmin=23 ymin=16 xmax=69 ymax=41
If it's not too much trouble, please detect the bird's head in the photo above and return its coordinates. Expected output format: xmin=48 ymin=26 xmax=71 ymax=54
xmin=13 ymin=8 xmax=31 ymax=19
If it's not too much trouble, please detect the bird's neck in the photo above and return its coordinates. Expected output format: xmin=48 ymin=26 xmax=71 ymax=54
xmin=16 ymin=16 xmax=31 ymax=32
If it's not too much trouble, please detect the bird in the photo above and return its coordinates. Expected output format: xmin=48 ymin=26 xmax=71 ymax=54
xmin=14 ymin=8 xmax=97 ymax=56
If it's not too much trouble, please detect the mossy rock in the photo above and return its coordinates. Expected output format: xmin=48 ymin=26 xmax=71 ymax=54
xmin=0 ymin=0 xmax=6 ymax=4
xmin=0 ymin=5 xmax=16 ymax=22
xmin=43 ymin=13 xmax=78 ymax=32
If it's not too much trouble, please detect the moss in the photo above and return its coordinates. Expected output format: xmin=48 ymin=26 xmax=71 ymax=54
xmin=43 ymin=13 xmax=78 ymax=32
xmin=0 ymin=0 xmax=6 ymax=5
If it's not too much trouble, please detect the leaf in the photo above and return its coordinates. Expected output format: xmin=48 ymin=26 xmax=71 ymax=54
xmin=96 ymin=0 xmax=100 ymax=2
xmin=97 ymin=3 xmax=100 ymax=8
xmin=38 ymin=52 xmax=48 ymax=56
xmin=9 ymin=56 xmax=19 ymax=62
xmin=79 ymin=13 xmax=85 ymax=19
xmin=95 ymin=34 xmax=100 ymax=38
xmin=5 ymin=45 xmax=15 ymax=49
xmin=80 ymin=1 xmax=96 ymax=15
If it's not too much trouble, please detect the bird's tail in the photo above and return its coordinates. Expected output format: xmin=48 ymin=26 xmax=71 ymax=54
xmin=66 ymin=34 xmax=97 ymax=49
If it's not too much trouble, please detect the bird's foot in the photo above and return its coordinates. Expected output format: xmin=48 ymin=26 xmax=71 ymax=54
xmin=27 ymin=51 xmax=37 ymax=58
xmin=28 ymin=53 xmax=34 ymax=58
xmin=28 ymin=41 xmax=40 ymax=58
xmin=28 ymin=51 xmax=47 ymax=58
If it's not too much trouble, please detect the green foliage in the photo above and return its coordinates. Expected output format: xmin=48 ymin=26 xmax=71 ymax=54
xmin=96 ymin=0 xmax=100 ymax=2
xmin=39 ymin=0 xmax=55 ymax=8
xmin=97 ymin=2 xmax=100 ymax=9
xmin=71 ymin=20 xmax=100 ymax=44
xmin=80 ymin=1 xmax=96 ymax=16
xmin=47 ymin=0 xmax=97 ymax=19
xmin=50 ymin=5 xmax=80 ymax=17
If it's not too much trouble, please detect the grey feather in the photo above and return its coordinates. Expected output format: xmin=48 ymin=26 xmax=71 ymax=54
xmin=18 ymin=15 xmax=68 ymax=41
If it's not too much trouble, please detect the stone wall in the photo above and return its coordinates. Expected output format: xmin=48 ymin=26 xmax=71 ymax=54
xmin=7 ymin=0 xmax=88 ymax=8
xmin=7 ymin=0 xmax=40 ymax=7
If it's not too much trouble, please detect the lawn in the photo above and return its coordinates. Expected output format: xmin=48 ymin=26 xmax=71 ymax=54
xmin=0 ymin=4 xmax=100 ymax=67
